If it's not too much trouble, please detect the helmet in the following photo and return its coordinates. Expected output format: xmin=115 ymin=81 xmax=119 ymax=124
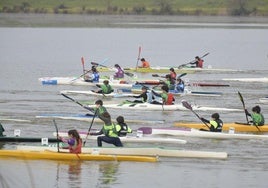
xmin=211 ymin=113 xmax=220 ymax=120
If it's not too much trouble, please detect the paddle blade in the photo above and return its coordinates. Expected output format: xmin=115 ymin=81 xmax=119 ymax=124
xmin=125 ymin=72 xmax=134 ymax=77
xmin=181 ymin=100 xmax=193 ymax=111
xmin=152 ymin=74 xmax=160 ymax=77
xmin=178 ymin=73 xmax=187 ymax=78
xmin=81 ymin=57 xmax=85 ymax=65
xmin=238 ymin=91 xmax=245 ymax=107
xmin=201 ymin=52 xmax=210 ymax=58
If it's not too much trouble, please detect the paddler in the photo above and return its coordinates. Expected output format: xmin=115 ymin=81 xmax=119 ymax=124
xmin=94 ymin=80 xmax=114 ymax=94
xmin=89 ymin=112 xmax=123 ymax=147
xmin=245 ymin=105 xmax=265 ymax=126
xmin=200 ymin=113 xmax=223 ymax=132
xmin=0 ymin=122 xmax=5 ymax=136
xmin=60 ymin=129 xmax=82 ymax=154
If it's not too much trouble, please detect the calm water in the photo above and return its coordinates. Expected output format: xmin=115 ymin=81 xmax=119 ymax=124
xmin=0 ymin=20 xmax=268 ymax=188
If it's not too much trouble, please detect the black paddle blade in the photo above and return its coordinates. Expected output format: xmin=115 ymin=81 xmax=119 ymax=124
xmin=201 ymin=52 xmax=210 ymax=58
xmin=238 ymin=91 xmax=244 ymax=106
xmin=178 ymin=73 xmax=187 ymax=78
xmin=125 ymin=72 xmax=134 ymax=77
xmin=181 ymin=100 xmax=193 ymax=111
xmin=61 ymin=93 xmax=74 ymax=102
xmin=91 ymin=62 xmax=99 ymax=66
xmin=152 ymin=74 xmax=160 ymax=77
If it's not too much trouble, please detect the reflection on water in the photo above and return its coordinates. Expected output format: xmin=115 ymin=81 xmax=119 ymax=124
xmin=98 ymin=162 xmax=119 ymax=186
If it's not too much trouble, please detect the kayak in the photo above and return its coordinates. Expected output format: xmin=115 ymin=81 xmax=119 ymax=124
xmin=36 ymin=113 xmax=165 ymax=124
xmin=131 ymin=87 xmax=222 ymax=97
xmin=222 ymin=77 xmax=268 ymax=82
xmin=174 ymin=122 xmax=268 ymax=132
xmin=87 ymin=102 xmax=242 ymax=112
xmin=0 ymin=136 xmax=59 ymax=143
xmin=52 ymin=132 xmax=187 ymax=145
xmin=0 ymin=150 xmax=157 ymax=162
xmin=97 ymin=66 xmax=240 ymax=74
xmin=97 ymin=66 xmax=197 ymax=74
xmin=39 ymin=77 xmax=134 ymax=88
xmin=138 ymin=127 xmax=268 ymax=140
xmin=188 ymin=83 xmax=230 ymax=87
xmin=259 ymin=97 xmax=268 ymax=103
xmin=60 ymin=90 xmax=137 ymax=98
xmin=17 ymin=145 xmax=228 ymax=160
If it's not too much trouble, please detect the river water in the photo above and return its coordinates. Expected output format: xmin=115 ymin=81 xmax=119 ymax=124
xmin=0 ymin=15 xmax=268 ymax=188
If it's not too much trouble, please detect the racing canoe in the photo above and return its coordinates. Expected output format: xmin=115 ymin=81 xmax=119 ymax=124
xmin=0 ymin=136 xmax=59 ymax=142
xmin=60 ymin=90 xmax=137 ymax=98
xmin=97 ymin=66 xmax=240 ymax=74
xmin=259 ymin=97 xmax=268 ymax=103
xmin=138 ymin=127 xmax=268 ymax=140
xmin=39 ymin=77 xmax=134 ymax=88
xmin=222 ymin=77 xmax=268 ymax=82
xmin=17 ymin=145 xmax=228 ymax=159
xmin=52 ymin=132 xmax=187 ymax=145
xmin=87 ymin=102 xmax=242 ymax=112
xmin=36 ymin=113 xmax=165 ymax=124
xmin=174 ymin=122 xmax=268 ymax=132
xmin=0 ymin=150 xmax=157 ymax=162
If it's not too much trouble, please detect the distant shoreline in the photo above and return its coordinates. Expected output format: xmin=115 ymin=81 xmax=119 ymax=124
xmin=1 ymin=13 xmax=268 ymax=27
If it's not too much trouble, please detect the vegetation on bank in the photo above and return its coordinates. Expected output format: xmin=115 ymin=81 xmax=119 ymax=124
xmin=1 ymin=0 xmax=268 ymax=16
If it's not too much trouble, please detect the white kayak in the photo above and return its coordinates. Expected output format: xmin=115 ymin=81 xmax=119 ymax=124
xmin=259 ymin=97 xmax=268 ymax=103
xmin=60 ymin=90 xmax=138 ymax=98
xmin=138 ymin=127 xmax=268 ymax=140
xmin=222 ymin=77 xmax=268 ymax=82
xmin=87 ymin=102 xmax=242 ymax=112
xmin=35 ymin=113 xmax=165 ymax=124
xmin=39 ymin=77 xmax=134 ymax=88
xmin=53 ymin=132 xmax=187 ymax=145
xmin=17 ymin=145 xmax=228 ymax=159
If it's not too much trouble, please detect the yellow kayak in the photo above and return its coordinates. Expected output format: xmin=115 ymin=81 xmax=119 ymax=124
xmin=174 ymin=122 xmax=268 ymax=133
xmin=0 ymin=150 xmax=157 ymax=162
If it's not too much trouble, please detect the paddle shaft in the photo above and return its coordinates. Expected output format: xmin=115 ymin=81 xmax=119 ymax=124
xmin=179 ymin=53 xmax=209 ymax=68
xmin=136 ymin=46 xmax=142 ymax=70
xmin=238 ymin=92 xmax=261 ymax=131
xmin=91 ymin=62 xmax=134 ymax=77
xmin=182 ymin=101 xmax=211 ymax=129
xmin=61 ymin=93 xmax=93 ymax=112
xmin=53 ymin=119 xmax=60 ymax=152
xmin=83 ymin=110 xmax=98 ymax=146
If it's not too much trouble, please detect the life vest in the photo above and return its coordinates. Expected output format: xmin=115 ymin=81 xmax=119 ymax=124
xmin=102 ymin=123 xmax=120 ymax=137
xmin=197 ymin=60 xmax=203 ymax=68
xmin=166 ymin=93 xmax=174 ymax=105
xmin=209 ymin=119 xmax=223 ymax=132
xmin=252 ymin=113 xmax=265 ymax=126
xmin=142 ymin=61 xmax=150 ymax=68
xmin=101 ymin=84 xmax=113 ymax=94
xmin=114 ymin=68 xmax=124 ymax=78
xmin=146 ymin=91 xmax=153 ymax=103
xmin=117 ymin=122 xmax=132 ymax=136
xmin=92 ymin=72 xmax=100 ymax=82
xmin=69 ymin=138 xmax=82 ymax=154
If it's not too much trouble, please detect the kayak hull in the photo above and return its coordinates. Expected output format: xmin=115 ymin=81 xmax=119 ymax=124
xmin=0 ymin=150 xmax=157 ymax=162
xmin=138 ymin=127 xmax=268 ymax=140
xmin=174 ymin=122 xmax=268 ymax=132
xmin=17 ymin=146 xmax=228 ymax=159
xmin=53 ymin=132 xmax=187 ymax=144
xmin=87 ymin=103 xmax=242 ymax=112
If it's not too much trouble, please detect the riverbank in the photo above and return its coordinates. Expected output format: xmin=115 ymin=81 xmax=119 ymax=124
xmin=1 ymin=13 xmax=268 ymax=28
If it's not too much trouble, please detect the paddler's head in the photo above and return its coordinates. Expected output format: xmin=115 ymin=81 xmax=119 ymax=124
xmin=95 ymin=99 xmax=103 ymax=107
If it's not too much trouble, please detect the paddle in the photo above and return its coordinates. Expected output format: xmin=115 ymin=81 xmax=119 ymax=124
xmin=83 ymin=110 xmax=98 ymax=146
xmin=81 ymin=57 xmax=86 ymax=79
xmin=53 ymin=119 xmax=60 ymax=152
xmin=152 ymin=72 xmax=187 ymax=78
xmin=238 ymin=91 xmax=261 ymax=132
xmin=91 ymin=62 xmax=135 ymax=77
xmin=69 ymin=69 xmax=92 ymax=83
xmin=135 ymin=46 xmax=142 ymax=70
xmin=61 ymin=93 xmax=93 ymax=112
xmin=181 ymin=100 xmax=210 ymax=130
xmin=178 ymin=53 xmax=210 ymax=69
